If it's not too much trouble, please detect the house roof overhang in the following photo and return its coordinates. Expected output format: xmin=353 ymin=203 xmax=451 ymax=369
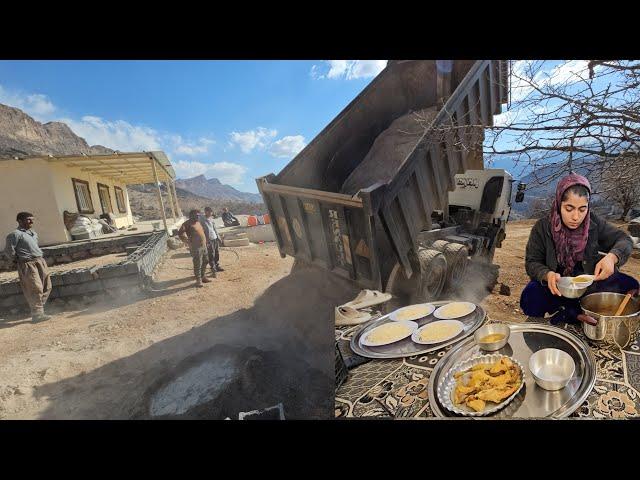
xmin=11 ymin=151 xmax=176 ymax=185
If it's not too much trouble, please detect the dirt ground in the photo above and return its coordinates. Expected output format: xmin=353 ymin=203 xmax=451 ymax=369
xmin=0 ymin=220 xmax=637 ymax=419
xmin=0 ymin=243 xmax=297 ymax=419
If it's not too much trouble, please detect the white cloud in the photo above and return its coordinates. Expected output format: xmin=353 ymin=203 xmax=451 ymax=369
xmin=0 ymin=84 xmax=57 ymax=120
xmin=347 ymin=60 xmax=388 ymax=80
xmin=326 ymin=60 xmax=350 ymax=79
xmin=493 ymin=60 xmax=594 ymax=127
xmin=310 ymin=64 xmax=322 ymax=80
xmin=269 ymin=135 xmax=306 ymax=158
xmin=173 ymin=160 xmax=248 ymax=185
xmin=547 ymin=60 xmax=590 ymax=86
xmin=171 ymin=135 xmax=215 ymax=156
xmin=310 ymin=60 xmax=387 ymax=80
xmin=228 ymin=127 xmax=277 ymax=154
xmin=508 ymin=60 xmax=593 ymax=103
xmin=61 ymin=115 xmax=162 ymax=151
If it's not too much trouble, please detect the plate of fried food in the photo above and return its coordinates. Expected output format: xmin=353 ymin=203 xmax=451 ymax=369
xmin=437 ymin=354 xmax=525 ymax=416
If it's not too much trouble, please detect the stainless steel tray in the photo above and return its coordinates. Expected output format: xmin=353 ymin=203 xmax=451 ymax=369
xmin=350 ymin=301 xmax=486 ymax=359
xmin=428 ymin=323 xmax=597 ymax=418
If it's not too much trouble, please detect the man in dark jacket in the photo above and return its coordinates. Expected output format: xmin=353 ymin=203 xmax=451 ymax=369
xmin=520 ymin=173 xmax=638 ymax=323
xmin=221 ymin=208 xmax=240 ymax=227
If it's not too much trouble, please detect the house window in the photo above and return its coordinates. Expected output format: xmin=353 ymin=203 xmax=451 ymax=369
xmin=114 ymin=186 xmax=127 ymax=214
xmin=97 ymin=183 xmax=113 ymax=214
xmin=72 ymin=178 xmax=94 ymax=214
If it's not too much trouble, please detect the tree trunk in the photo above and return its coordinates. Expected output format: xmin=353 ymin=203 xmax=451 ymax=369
xmin=621 ymin=206 xmax=631 ymax=221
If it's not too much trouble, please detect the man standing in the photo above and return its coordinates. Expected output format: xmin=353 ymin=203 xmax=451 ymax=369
xmin=199 ymin=207 xmax=224 ymax=275
xmin=178 ymin=209 xmax=211 ymax=288
xmin=4 ymin=212 xmax=52 ymax=322
xmin=221 ymin=207 xmax=240 ymax=227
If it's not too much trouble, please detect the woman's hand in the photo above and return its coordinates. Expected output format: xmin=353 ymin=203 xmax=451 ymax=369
xmin=546 ymin=271 xmax=562 ymax=296
xmin=594 ymin=253 xmax=618 ymax=281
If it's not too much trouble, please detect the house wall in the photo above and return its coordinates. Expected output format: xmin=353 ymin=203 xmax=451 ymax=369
xmin=1 ymin=159 xmax=135 ymax=250
xmin=0 ymin=159 xmax=67 ymax=248
xmin=48 ymin=163 xmax=134 ymax=229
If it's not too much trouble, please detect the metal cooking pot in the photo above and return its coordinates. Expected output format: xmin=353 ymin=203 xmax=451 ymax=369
xmin=579 ymin=292 xmax=640 ymax=348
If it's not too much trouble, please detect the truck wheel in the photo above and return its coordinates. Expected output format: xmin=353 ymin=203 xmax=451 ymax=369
xmin=384 ymin=250 xmax=422 ymax=310
xmin=442 ymin=242 xmax=469 ymax=290
xmin=417 ymin=249 xmax=448 ymax=301
xmin=431 ymin=240 xmax=449 ymax=253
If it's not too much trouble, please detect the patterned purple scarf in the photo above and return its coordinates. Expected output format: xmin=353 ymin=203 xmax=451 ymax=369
xmin=550 ymin=173 xmax=591 ymax=276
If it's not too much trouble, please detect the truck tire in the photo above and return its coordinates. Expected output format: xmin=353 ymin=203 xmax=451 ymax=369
xmin=417 ymin=249 xmax=448 ymax=301
xmin=442 ymin=242 xmax=469 ymax=290
xmin=384 ymin=250 xmax=423 ymax=310
xmin=431 ymin=240 xmax=449 ymax=253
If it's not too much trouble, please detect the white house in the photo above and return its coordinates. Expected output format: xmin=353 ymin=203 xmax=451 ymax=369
xmin=1 ymin=151 xmax=181 ymax=248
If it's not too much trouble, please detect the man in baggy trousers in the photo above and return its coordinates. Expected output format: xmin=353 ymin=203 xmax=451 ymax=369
xmin=4 ymin=212 xmax=52 ymax=322
xmin=200 ymin=206 xmax=224 ymax=276
xmin=178 ymin=209 xmax=211 ymax=288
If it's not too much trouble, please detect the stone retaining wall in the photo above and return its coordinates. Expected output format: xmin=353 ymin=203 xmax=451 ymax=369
xmin=0 ymin=232 xmax=154 ymax=271
xmin=0 ymin=231 xmax=168 ymax=314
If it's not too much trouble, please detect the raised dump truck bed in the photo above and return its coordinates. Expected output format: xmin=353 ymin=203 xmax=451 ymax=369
xmin=257 ymin=60 xmax=510 ymax=293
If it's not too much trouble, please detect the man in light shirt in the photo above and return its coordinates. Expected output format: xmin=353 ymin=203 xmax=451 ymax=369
xmin=4 ymin=212 xmax=52 ymax=322
xmin=200 ymin=207 xmax=224 ymax=276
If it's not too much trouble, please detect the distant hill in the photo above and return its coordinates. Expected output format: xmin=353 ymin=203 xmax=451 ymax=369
xmin=175 ymin=174 xmax=263 ymax=203
xmin=0 ymin=102 xmax=266 ymax=219
xmin=0 ymin=103 xmax=113 ymax=158
xmin=128 ymin=184 xmax=266 ymax=221
xmin=508 ymin=160 xmax=615 ymax=218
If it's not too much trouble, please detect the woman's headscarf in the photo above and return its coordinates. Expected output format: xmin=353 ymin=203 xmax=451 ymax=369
xmin=550 ymin=173 xmax=591 ymax=276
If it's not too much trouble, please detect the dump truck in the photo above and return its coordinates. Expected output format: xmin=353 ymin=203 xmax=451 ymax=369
xmin=257 ymin=60 xmax=513 ymax=306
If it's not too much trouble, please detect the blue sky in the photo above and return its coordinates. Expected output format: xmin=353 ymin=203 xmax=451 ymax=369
xmin=0 ymin=59 xmax=611 ymax=192
xmin=0 ymin=60 xmax=388 ymax=193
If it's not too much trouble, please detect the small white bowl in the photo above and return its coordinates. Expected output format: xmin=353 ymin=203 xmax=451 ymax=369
xmin=528 ymin=348 xmax=575 ymax=391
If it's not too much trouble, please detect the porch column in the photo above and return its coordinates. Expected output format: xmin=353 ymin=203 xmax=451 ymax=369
xmin=150 ymin=158 xmax=169 ymax=234
xmin=171 ymin=181 xmax=183 ymax=218
xmin=166 ymin=180 xmax=178 ymax=221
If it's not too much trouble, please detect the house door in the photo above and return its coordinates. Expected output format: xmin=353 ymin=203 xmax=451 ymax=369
xmin=97 ymin=183 xmax=113 ymax=214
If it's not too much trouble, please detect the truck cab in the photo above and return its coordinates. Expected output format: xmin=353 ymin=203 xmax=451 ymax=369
xmin=449 ymin=169 xmax=513 ymax=226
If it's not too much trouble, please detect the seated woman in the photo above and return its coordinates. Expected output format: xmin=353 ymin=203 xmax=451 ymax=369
xmin=520 ymin=173 xmax=638 ymax=324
